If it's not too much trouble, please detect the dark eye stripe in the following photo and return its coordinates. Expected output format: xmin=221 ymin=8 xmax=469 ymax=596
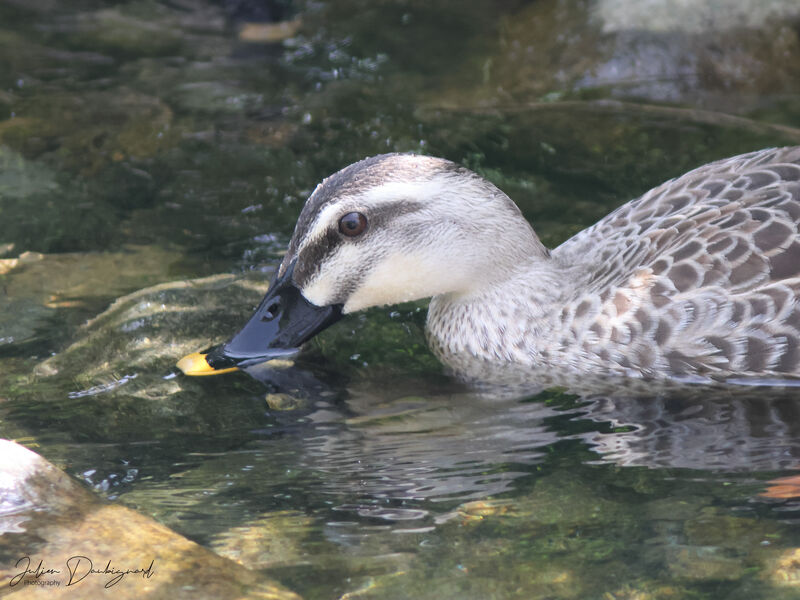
xmin=291 ymin=200 xmax=424 ymax=293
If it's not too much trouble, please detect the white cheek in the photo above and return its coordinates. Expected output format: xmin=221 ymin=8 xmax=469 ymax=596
xmin=302 ymin=278 xmax=336 ymax=307
xmin=301 ymin=244 xmax=363 ymax=307
xmin=342 ymin=251 xmax=475 ymax=313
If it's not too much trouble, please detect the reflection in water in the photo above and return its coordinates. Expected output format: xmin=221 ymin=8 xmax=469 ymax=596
xmin=249 ymin=361 xmax=562 ymax=508
xmin=247 ymin=362 xmax=800 ymax=519
xmin=584 ymin=394 xmax=800 ymax=471
xmin=302 ymin=393 xmax=559 ymax=503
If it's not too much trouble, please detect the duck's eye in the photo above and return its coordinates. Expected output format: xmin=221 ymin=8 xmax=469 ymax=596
xmin=338 ymin=212 xmax=368 ymax=237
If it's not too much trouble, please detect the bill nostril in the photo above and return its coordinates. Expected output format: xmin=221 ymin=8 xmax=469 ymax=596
xmin=262 ymin=300 xmax=281 ymax=321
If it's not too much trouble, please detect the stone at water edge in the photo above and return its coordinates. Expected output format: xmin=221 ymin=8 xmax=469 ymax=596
xmin=0 ymin=440 xmax=301 ymax=599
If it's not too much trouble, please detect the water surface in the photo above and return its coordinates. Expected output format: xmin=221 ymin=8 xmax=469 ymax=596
xmin=3 ymin=0 xmax=800 ymax=598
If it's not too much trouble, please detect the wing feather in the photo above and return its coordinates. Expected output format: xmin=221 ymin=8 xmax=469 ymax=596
xmin=554 ymin=147 xmax=800 ymax=377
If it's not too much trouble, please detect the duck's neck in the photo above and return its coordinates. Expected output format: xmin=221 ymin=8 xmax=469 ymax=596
xmin=426 ymin=253 xmax=570 ymax=366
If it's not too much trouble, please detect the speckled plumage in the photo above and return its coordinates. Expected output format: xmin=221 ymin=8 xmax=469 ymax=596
xmin=428 ymin=147 xmax=800 ymax=379
xmin=282 ymin=148 xmax=800 ymax=381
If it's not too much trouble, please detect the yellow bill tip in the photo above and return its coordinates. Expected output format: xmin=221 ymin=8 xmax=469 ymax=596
xmin=176 ymin=351 xmax=240 ymax=376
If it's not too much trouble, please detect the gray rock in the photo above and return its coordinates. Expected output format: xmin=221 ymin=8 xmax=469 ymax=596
xmin=0 ymin=439 xmax=301 ymax=599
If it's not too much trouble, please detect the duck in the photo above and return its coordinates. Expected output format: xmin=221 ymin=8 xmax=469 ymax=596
xmin=177 ymin=147 xmax=800 ymax=381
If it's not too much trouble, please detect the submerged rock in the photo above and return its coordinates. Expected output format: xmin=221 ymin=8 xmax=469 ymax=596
xmin=34 ymin=270 xmax=268 ymax=381
xmin=664 ymin=545 xmax=744 ymax=581
xmin=0 ymin=439 xmax=301 ymax=599
xmin=0 ymin=266 xmax=274 ymax=449
xmin=768 ymin=547 xmax=800 ymax=587
xmin=0 ymin=146 xmax=59 ymax=199
xmin=429 ymin=0 xmax=800 ymax=114
xmin=595 ymin=0 xmax=800 ymax=34
xmin=210 ymin=510 xmax=313 ymax=569
xmin=1 ymin=89 xmax=179 ymax=175
xmin=0 ymin=246 xmax=185 ymax=349
xmin=45 ymin=7 xmax=185 ymax=59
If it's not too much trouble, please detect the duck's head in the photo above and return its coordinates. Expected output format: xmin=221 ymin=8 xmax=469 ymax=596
xmin=177 ymin=153 xmax=547 ymax=375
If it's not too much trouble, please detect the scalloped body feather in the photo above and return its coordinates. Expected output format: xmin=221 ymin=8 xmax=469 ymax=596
xmin=426 ymin=147 xmax=800 ymax=378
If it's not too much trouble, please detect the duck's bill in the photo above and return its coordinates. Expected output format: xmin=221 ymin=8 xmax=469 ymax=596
xmin=176 ymin=263 xmax=343 ymax=376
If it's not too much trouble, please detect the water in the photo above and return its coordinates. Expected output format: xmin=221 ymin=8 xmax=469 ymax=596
xmin=3 ymin=0 xmax=800 ymax=598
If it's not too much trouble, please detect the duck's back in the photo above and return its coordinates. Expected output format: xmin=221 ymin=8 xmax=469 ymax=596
xmin=552 ymin=147 xmax=800 ymax=378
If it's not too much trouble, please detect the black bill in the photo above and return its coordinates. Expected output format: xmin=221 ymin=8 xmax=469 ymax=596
xmin=177 ymin=262 xmax=343 ymax=375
